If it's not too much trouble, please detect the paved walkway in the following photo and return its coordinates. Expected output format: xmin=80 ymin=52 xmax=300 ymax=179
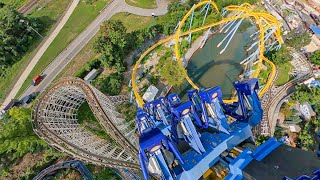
xmin=0 ymin=0 xmax=169 ymax=109
xmin=0 ymin=0 xmax=79 ymax=109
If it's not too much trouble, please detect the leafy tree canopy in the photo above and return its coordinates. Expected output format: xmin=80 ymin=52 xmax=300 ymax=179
xmin=0 ymin=4 xmax=42 ymax=68
xmin=94 ymin=20 xmax=127 ymax=70
xmin=311 ymin=50 xmax=320 ymax=65
xmin=255 ymin=135 xmax=270 ymax=146
xmin=156 ymin=55 xmax=187 ymax=87
xmin=285 ymin=32 xmax=311 ymax=49
xmin=265 ymin=46 xmax=290 ymax=65
xmin=298 ymin=122 xmax=314 ymax=151
xmin=0 ymin=107 xmax=48 ymax=160
xmin=93 ymin=73 xmax=123 ymax=95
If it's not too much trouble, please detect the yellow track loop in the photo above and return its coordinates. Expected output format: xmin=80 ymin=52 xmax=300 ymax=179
xmin=132 ymin=1 xmax=283 ymax=107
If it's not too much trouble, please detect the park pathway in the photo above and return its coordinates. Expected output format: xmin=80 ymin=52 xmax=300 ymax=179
xmin=0 ymin=0 xmax=79 ymax=109
xmin=1 ymin=0 xmax=169 ymax=109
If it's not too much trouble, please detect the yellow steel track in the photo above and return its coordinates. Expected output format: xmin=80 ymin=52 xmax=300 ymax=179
xmin=132 ymin=1 xmax=283 ymax=107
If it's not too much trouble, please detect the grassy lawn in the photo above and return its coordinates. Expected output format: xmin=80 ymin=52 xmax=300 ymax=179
xmin=57 ymin=34 xmax=99 ymax=79
xmin=110 ymin=12 xmax=154 ymax=32
xmin=275 ymin=62 xmax=292 ymax=86
xmin=125 ymin=0 xmax=156 ymax=9
xmin=0 ymin=0 xmax=28 ymax=8
xmin=16 ymin=0 xmax=109 ymax=98
xmin=78 ymin=102 xmax=110 ymax=140
xmin=0 ymin=0 xmax=70 ymax=103
xmin=57 ymin=13 xmax=155 ymax=79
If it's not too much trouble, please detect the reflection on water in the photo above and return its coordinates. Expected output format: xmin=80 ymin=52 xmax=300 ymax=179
xmin=172 ymin=26 xmax=256 ymax=100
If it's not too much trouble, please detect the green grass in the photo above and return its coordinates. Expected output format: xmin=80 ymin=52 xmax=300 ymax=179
xmin=78 ymin=102 xmax=110 ymax=141
xmin=56 ymin=34 xmax=99 ymax=79
xmin=0 ymin=0 xmax=27 ymax=8
xmin=56 ymin=13 xmax=155 ymax=79
xmin=275 ymin=62 xmax=292 ymax=86
xmin=110 ymin=12 xmax=154 ymax=32
xmin=125 ymin=0 xmax=156 ymax=9
xmin=0 ymin=0 xmax=70 ymax=103
xmin=16 ymin=0 xmax=109 ymax=98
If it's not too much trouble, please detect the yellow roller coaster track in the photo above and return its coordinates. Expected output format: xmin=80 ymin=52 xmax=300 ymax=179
xmin=132 ymin=1 xmax=283 ymax=107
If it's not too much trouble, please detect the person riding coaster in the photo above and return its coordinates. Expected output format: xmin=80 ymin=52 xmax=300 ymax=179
xmin=139 ymin=127 xmax=184 ymax=180
xmin=187 ymin=88 xmax=230 ymax=135
xmin=168 ymin=94 xmax=205 ymax=155
xmin=221 ymin=78 xmax=263 ymax=127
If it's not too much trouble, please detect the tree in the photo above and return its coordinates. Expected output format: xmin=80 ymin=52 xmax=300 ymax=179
xmin=0 ymin=5 xmax=42 ymax=68
xmin=265 ymin=46 xmax=290 ymax=65
xmin=0 ymin=107 xmax=48 ymax=160
xmin=143 ymin=24 xmax=163 ymax=40
xmin=155 ymin=55 xmax=187 ymax=87
xmin=286 ymin=115 xmax=303 ymax=124
xmin=281 ymin=103 xmax=293 ymax=118
xmin=162 ymin=2 xmax=188 ymax=35
xmin=93 ymin=73 xmax=123 ymax=95
xmin=311 ymin=50 xmax=320 ymax=65
xmin=285 ymin=32 xmax=311 ymax=49
xmin=255 ymin=135 xmax=270 ymax=146
xmin=94 ymin=20 xmax=127 ymax=70
xmin=298 ymin=122 xmax=315 ymax=151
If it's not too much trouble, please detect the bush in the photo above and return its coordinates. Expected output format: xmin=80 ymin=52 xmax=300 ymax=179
xmin=148 ymin=74 xmax=159 ymax=85
xmin=86 ymin=59 xmax=101 ymax=70
xmin=285 ymin=32 xmax=311 ymax=49
xmin=93 ymin=73 xmax=123 ymax=95
xmin=265 ymin=46 xmax=290 ymax=65
xmin=311 ymin=50 xmax=320 ymax=65
xmin=76 ymin=68 xmax=89 ymax=78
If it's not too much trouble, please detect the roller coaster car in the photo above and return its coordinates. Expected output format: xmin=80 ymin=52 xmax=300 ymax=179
xmin=222 ymin=78 xmax=263 ymax=127
xmin=198 ymin=87 xmax=230 ymax=134
xmin=139 ymin=128 xmax=184 ymax=180
xmin=146 ymin=97 xmax=170 ymax=126
xmin=170 ymin=100 xmax=205 ymax=155
xmin=143 ymin=102 xmax=154 ymax=115
xmin=187 ymin=89 xmax=202 ymax=113
xmin=136 ymin=108 xmax=156 ymax=134
xmin=167 ymin=94 xmax=182 ymax=107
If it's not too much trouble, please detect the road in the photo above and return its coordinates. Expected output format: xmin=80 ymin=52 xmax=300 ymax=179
xmin=18 ymin=0 xmax=168 ymax=101
xmin=1 ymin=0 xmax=169 ymax=109
xmin=0 ymin=0 xmax=79 ymax=109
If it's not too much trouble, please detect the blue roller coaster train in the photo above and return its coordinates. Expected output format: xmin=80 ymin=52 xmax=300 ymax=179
xmin=136 ymin=78 xmax=320 ymax=180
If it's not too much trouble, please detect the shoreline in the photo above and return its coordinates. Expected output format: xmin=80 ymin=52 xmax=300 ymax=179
xmin=161 ymin=28 xmax=243 ymax=99
xmin=160 ymin=30 xmax=215 ymax=97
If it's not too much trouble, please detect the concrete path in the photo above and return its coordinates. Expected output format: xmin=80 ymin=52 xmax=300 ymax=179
xmin=0 ymin=0 xmax=169 ymax=109
xmin=0 ymin=0 xmax=79 ymax=109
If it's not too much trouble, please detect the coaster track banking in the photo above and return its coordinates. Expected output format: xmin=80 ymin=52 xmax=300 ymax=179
xmin=33 ymin=160 xmax=94 ymax=180
xmin=132 ymin=1 xmax=283 ymax=107
xmin=32 ymin=77 xmax=140 ymax=170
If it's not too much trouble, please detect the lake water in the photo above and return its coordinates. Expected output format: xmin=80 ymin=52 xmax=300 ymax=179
xmin=173 ymin=26 xmax=256 ymax=99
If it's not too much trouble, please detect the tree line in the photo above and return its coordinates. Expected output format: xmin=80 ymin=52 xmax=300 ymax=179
xmin=290 ymin=85 xmax=320 ymax=151
xmin=0 ymin=4 xmax=42 ymax=74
